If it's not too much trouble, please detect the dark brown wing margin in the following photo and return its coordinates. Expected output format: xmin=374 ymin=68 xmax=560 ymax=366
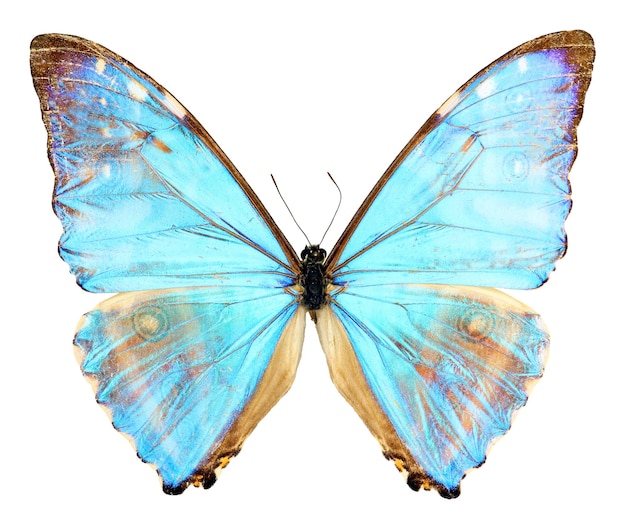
xmin=30 ymin=33 xmax=300 ymax=271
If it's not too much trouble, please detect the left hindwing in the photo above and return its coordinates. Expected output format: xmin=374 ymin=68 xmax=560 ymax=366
xmin=75 ymin=286 xmax=305 ymax=494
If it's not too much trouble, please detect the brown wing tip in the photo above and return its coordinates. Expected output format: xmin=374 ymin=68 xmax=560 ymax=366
xmin=518 ymin=30 xmax=595 ymax=92
xmin=526 ymin=29 xmax=593 ymax=48
xmin=30 ymin=33 xmax=95 ymax=57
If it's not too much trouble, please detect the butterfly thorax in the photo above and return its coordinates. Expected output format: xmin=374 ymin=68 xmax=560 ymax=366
xmin=299 ymin=245 xmax=328 ymax=310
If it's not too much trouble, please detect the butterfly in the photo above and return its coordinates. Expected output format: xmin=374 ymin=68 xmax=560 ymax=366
xmin=31 ymin=31 xmax=594 ymax=498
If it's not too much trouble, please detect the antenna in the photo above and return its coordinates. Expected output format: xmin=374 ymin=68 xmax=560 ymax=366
xmin=270 ymin=172 xmax=342 ymax=246
xmin=319 ymin=172 xmax=342 ymax=246
xmin=271 ymin=174 xmax=311 ymax=246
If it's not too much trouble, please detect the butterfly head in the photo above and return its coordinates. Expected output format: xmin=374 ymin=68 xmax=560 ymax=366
xmin=300 ymin=245 xmax=327 ymax=265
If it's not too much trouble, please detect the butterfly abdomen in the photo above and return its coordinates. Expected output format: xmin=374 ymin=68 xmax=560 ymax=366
xmin=299 ymin=245 xmax=328 ymax=310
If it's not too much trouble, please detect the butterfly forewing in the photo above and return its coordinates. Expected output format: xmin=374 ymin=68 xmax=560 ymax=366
xmin=30 ymin=34 xmax=299 ymax=293
xmin=326 ymin=31 xmax=594 ymax=290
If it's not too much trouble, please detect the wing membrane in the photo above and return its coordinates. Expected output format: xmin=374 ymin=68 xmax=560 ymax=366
xmin=317 ymin=32 xmax=593 ymax=496
xmin=318 ymin=284 xmax=547 ymax=496
xmin=327 ymin=31 xmax=594 ymax=290
xmin=31 ymin=34 xmax=298 ymax=292
xmin=75 ymin=286 xmax=305 ymax=493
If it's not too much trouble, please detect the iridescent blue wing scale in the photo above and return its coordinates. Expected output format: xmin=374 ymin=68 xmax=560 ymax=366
xmin=319 ymin=31 xmax=594 ymax=496
xmin=326 ymin=31 xmax=594 ymax=290
xmin=317 ymin=285 xmax=547 ymax=497
xmin=30 ymin=34 xmax=305 ymax=493
xmin=76 ymin=287 xmax=305 ymax=494
xmin=30 ymin=34 xmax=299 ymax=292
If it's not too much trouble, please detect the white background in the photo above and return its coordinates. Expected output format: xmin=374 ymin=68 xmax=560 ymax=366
xmin=2 ymin=1 xmax=622 ymax=527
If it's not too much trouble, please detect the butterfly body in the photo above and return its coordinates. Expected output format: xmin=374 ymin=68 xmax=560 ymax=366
xmin=299 ymin=245 xmax=329 ymax=310
xmin=31 ymin=31 xmax=594 ymax=497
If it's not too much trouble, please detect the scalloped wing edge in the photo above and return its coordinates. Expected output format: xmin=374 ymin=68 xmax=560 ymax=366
xmin=73 ymin=302 xmax=307 ymax=494
xmin=314 ymin=287 xmax=549 ymax=498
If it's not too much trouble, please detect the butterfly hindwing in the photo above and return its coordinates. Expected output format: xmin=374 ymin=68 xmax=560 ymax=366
xmin=30 ymin=34 xmax=298 ymax=293
xmin=318 ymin=285 xmax=547 ymax=497
xmin=75 ymin=286 xmax=305 ymax=493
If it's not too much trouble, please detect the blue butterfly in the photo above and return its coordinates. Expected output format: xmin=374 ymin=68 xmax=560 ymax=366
xmin=30 ymin=31 xmax=594 ymax=498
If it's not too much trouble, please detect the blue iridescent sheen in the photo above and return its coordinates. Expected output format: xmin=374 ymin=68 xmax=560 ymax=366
xmin=41 ymin=40 xmax=294 ymax=292
xmin=31 ymin=34 xmax=302 ymax=493
xmin=323 ymin=40 xmax=593 ymax=492
xmin=332 ymin=49 xmax=581 ymax=290
xmin=75 ymin=286 xmax=297 ymax=489
xmin=330 ymin=284 xmax=547 ymax=490
xmin=31 ymin=31 xmax=594 ymax=496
